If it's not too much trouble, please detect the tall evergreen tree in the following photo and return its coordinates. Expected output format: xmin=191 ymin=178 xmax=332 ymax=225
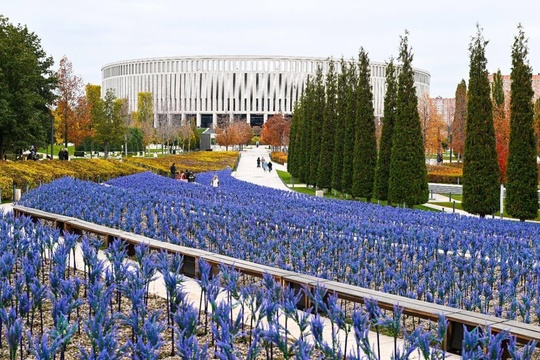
xmin=331 ymin=59 xmax=349 ymax=193
xmin=491 ymin=70 xmax=505 ymax=106
xmin=388 ymin=32 xmax=429 ymax=207
xmin=505 ymin=25 xmax=538 ymax=221
xmin=287 ymin=101 xmax=302 ymax=179
xmin=341 ymin=60 xmax=358 ymax=196
xmin=308 ymin=65 xmax=326 ymax=187
xmin=462 ymin=25 xmax=500 ymax=217
xmin=374 ymin=58 xmax=397 ymax=203
xmin=317 ymin=59 xmax=337 ymax=190
xmin=352 ymin=48 xmax=377 ymax=201
xmin=451 ymin=80 xmax=467 ymax=162
xmin=298 ymin=80 xmax=313 ymax=184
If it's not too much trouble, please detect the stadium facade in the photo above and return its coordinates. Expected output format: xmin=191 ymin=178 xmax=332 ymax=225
xmin=101 ymin=55 xmax=430 ymax=128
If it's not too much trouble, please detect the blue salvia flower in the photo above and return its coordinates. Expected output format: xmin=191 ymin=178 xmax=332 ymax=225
xmin=461 ymin=326 xmax=482 ymax=358
xmin=125 ymin=309 xmax=165 ymax=360
xmin=26 ymin=332 xmax=62 ymax=360
xmin=393 ymin=327 xmax=418 ymax=360
xmin=49 ymin=313 xmax=77 ymax=360
xmin=507 ymin=334 xmax=537 ymax=360
xmin=262 ymin=322 xmax=292 ymax=359
xmin=175 ymin=332 xmax=209 ymax=360
xmin=1 ymin=307 xmax=22 ymax=360
xmin=80 ymin=280 xmax=124 ymax=360
xmin=480 ymin=327 xmax=508 ymax=360
xmin=310 ymin=314 xmax=333 ymax=357
xmin=351 ymin=309 xmax=377 ymax=360
xmin=212 ymin=301 xmax=240 ymax=360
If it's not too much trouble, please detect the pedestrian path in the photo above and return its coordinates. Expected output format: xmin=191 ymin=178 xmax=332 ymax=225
xmin=232 ymin=146 xmax=292 ymax=191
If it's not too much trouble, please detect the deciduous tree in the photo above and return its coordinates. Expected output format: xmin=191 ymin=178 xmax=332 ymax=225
xmin=534 ymin=98 xmax=540 ymax=154
xmin=418 ymin=93 xmax=446 ymax=157
xmin=56 ymin=56 xmax=85 ymax=148
xmin=85 ymin=84 xmax=104 ymax=156
xmin=136 ymin=92 xmax=155 ymax=151
xmin=260 ymin=113 xmax=291 ymax=150
xmin=93 ymin=89 xmax=127 ymax=158
xmin=505 ymin=25 xmax=538 ymax=221
xmin=462 ymin=25 xmax=500 ymax=217
xmin=451 ymin=80 xmax=467 ymax=161
xmin=388 ymin=31 xmax=429 ymax=207
xmin=491 ymin=71 xmax=510 ymax=183
xmin=0 ymin=15 xmax=56 ymax=155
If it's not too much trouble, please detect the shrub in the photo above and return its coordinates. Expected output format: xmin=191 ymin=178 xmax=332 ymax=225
xmin=427 ymin=164 xmax=463 ymax=184
xmin=270 ymin=151 xmax=288 ymax=165
xmin=0 ymin=176 xmax=13 ymax=201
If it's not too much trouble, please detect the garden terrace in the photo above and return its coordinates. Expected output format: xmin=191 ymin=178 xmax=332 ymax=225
xmin=16 ymin=169 xmax=540 ymax=326
xmin=11 ymin=205 xmax=540 ymax=356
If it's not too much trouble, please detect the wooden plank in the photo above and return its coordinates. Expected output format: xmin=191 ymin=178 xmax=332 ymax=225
xmin=490 ymin=319 xmax=540 ymax=344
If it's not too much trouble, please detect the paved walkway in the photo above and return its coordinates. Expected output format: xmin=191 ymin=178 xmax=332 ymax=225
xmin=232 ymin=146 xmax=291 ymax=191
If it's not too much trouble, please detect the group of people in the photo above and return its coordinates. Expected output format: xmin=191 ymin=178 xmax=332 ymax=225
xmin=26 ymin=145 xmax=38 ymax=160
xmin=170 ymin=163 xmax=196 ymax=182
xmin=256 ymin=157 xmax=272 ymax=172
xmin=58 ymin=148 xmax=69 ymax=161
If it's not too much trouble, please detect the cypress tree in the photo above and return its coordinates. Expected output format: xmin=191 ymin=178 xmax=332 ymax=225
xmin=307 ymin=65 xmax=325 ymax=187
xmin=492 ymin=70 xmax=505 ymax=106
xmin=388 ymin=32 xmax=429 ymax=207
xmin=341 ymin=60 xmax=358 ymax=196
xmin=317 ymin=59 xmax=337 ymax=191
xmin=505 ymin=25 xmax=538 ymax=221
xmin=462 ymin=25 xmax=500 ymax=217
xmin=288 ymin=101 xmax=303 ymax=179
xmin=298 ymin=80 xmax=315 ymax=184
xmin=331 ymin=58 xmax=348 ymax=193
xmin=374 ymin=58 xmax=397 ymax=203
xmin=352 ymin=48 xmax=377 ymax=202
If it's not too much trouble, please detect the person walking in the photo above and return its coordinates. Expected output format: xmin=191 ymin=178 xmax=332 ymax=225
xmin=267 ymin=161 xmax=273 ymax=172
xmin=211 ymin=174 xmax=219 ymax=188
xmin=257 ymin=157 xmax=261 ymax=168
xmin=170 ymin=163 xmax=177 ymax=179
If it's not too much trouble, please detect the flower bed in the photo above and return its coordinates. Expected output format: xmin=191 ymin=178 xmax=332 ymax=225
xmin=0 ymin=212 xmax=536 ymax=359
xmin=18 ymin=170 xmax=540 ymax=328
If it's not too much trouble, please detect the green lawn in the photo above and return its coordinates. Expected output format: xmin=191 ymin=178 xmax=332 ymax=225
xmin=276 ymin=170 xmax=440 ymax=212
xmin=38 ymin=144 xmax=75 ymax=157
xmin=431 ymin=201 xmax=540 ymax=221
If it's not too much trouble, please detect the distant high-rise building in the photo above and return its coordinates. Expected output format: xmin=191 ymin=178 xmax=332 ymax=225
xmin=433 ymin=96 xmax=455 ymax=129
xmin=488 ymin=73 xmax=540 ymax=102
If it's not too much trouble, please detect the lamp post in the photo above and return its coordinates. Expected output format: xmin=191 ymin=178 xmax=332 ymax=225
xmin=50 ymin=111 xmax=54 ymax=159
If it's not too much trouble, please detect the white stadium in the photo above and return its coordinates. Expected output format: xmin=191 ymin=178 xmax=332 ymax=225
xmin=101 ymin=55 xmax=430 ymax=128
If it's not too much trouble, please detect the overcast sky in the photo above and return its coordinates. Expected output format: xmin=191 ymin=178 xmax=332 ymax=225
xmin=4 ymin=0 xmax=540 ymax=98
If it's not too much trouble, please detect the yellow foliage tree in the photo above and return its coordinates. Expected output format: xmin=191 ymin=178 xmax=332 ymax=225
xmin=418 ymin=94 xmax=446 ymax=156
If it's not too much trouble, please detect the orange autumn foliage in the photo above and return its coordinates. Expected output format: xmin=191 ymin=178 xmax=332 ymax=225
xmin=493 ymin=97 xmax=510 ymax=183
